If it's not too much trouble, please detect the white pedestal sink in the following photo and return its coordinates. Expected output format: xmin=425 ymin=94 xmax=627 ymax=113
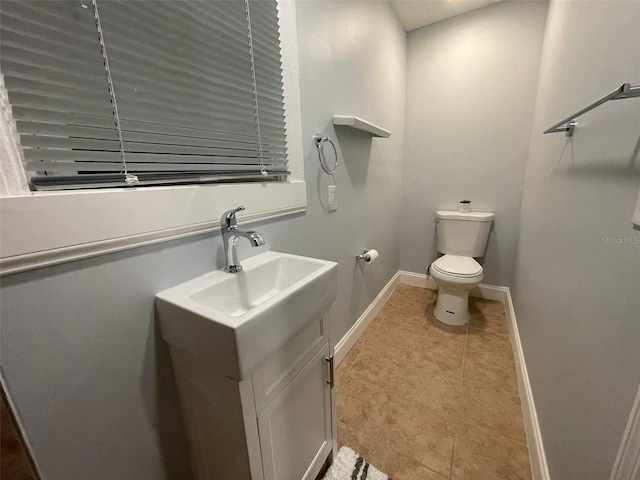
xmin=156 ymin=251 xmax=338 ymax=480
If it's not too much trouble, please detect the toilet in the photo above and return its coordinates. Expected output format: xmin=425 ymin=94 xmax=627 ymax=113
xmin=429 ymin=210 xmax=494 ymax=326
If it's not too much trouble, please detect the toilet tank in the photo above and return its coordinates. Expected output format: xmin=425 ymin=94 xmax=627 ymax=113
xmin=436 ymin=210 xmax=494 ymax=257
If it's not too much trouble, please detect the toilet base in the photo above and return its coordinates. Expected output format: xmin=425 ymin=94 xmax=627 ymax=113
xmin=433 ymin=287 xmax=470 ymax=326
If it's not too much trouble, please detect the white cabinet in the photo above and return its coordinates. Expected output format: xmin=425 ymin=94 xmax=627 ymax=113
xmin=258 ymin=344 xmax=333 ymax=480
xmin=167 ymin=311 xmax=335 ymax=480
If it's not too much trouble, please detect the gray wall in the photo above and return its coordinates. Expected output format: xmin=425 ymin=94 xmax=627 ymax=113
xmin=400 ymin=1 xmax=548 ymax=286
xmin=280 ymin=0 xmax=407 ymax=343
xmin=0 ymin=2 xmax=407 ymax=478
xmin=511 ymin=1 xmax=640 ymax=479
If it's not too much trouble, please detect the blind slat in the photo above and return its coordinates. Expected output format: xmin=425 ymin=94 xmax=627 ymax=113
xmin=27 ymin=162 xmax=288 ymax=173
xmin=30 ymin=172 xmax=288 ymax=191
xmin=1 ymin=60 xmax=109 ymax=90
xmin=21 ymin=136 xmax=287 ymax=159
xmin=9 ymin=93 xmax=262 ymax=137
xmin=13 ymin=111 xmax=287 ymax=147
xmin=25 ymin=149 xmax=287 ymax=165
xmin=0 ymin=46 xmax=105 ymax=79
xmin=17 ymin=122 xmax=288 ymax=153
xmin=100 ymin=2 xmax=255 ymax=72
xmin=100 ymin=15 xmax=257 ymax=87
xmin=4 ymin=74 xmax=262 ymax=119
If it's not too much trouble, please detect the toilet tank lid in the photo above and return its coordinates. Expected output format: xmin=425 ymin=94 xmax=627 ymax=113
xmin=436 ymin=210 xmax=494 ymax=222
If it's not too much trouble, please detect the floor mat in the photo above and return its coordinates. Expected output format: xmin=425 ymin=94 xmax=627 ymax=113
xmin=322 ymin=446 xmax=390 ymax=480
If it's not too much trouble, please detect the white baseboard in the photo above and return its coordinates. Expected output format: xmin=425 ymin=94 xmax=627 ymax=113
xmin=335 ymin=270 xmax=549 ymax=480
xmin=398 ymin=270 xmax=509 ymax=302
xmin=334 ymin=271 xmax=402 ymax=366
xmin=504 ymin=289 xmax=550 ymax=480
xmin=398 ymin=270 xmax=439 ymax=290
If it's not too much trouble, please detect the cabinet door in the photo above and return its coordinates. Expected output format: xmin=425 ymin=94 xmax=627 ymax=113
xmin=252 ymin=314 xmax=328 ymax=415
xmin=258 ymin=343 xmax=333 ymax=480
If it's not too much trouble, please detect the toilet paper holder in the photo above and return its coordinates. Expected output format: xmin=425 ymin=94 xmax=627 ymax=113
xmin=356 ymin=249 xmax=378 ymax=262
xmin=355 ymin=249 xmax=371 ymax=260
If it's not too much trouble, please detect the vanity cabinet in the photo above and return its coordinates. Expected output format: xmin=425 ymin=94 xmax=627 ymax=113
xmin=258 ymin=344 xmax=333 ymax=480
xmin=167 ymin=311 xmax=335 ymax=480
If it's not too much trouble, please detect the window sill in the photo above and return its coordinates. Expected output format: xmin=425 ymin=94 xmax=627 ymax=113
xmin=0 ymin=181 xmax=306 ymax=276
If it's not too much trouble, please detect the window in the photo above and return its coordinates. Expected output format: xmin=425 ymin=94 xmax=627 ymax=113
xmin=1 ymin=0 xmax=289 ymax=190
xmin=0 ymin=0 xmax=305 ymax=275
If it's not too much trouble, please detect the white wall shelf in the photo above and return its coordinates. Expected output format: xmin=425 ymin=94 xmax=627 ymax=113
xmin=332 ymin=115 xmax=391 ymax=138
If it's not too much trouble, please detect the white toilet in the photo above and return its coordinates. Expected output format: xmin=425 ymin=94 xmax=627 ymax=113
xmin=429 ymin=210 xmax=494 ymax=326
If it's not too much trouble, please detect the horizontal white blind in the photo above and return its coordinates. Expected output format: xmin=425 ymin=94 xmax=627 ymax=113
xmin=0 ymin=0 xmax=289 ymax=190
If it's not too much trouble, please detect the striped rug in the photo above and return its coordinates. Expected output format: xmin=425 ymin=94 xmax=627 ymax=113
xmin=322 ymin=446 xmax=390 ymax=480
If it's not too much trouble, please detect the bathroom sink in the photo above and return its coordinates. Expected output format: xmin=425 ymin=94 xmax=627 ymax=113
xmin=155 ymin=251 xmax=338 ymax=380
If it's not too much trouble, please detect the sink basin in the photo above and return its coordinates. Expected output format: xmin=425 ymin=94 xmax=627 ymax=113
xmin=156 ymin=251 xmax=338 ymax=380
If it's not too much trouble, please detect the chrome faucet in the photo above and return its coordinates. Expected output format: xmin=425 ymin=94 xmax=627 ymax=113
xmin=220 ymin=206 xmax=265 ymax=273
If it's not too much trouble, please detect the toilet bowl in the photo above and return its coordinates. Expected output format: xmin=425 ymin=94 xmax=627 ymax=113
xmin=428 ymin=210 xmax=494 ymax=326
xmin=430 ymin=255 xmax=483 ymax=325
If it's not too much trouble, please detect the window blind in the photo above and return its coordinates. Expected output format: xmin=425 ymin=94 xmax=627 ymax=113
xmin=0 ymin=0 xmax=289 ymax=190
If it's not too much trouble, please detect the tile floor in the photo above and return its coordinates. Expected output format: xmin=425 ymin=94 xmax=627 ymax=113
xmin=336 ymin=284 xmax=531 ymax=480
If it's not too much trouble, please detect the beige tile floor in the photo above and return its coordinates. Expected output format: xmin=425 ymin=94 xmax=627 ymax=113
xmin=336 ymin=285 xmax=531 ymax=480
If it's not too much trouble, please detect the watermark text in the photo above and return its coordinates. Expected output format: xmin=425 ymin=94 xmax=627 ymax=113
xmin=602 ymin=236 xmax=639 ymax=246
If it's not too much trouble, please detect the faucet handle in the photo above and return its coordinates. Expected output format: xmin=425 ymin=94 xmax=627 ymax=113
xmin=221 ymin=205 xmax=245 ymax=229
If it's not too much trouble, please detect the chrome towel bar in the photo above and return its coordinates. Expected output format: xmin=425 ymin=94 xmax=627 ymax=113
xmin=544 ymin=83 xmax=640 ymax=137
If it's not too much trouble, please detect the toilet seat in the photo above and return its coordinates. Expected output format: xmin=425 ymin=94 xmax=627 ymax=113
xmin=431 ymin=255 xmax=482 ymax=278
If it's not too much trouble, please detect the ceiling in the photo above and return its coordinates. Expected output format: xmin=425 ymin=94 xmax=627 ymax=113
xmin=389 ymin=0 xmax=503 ymax=32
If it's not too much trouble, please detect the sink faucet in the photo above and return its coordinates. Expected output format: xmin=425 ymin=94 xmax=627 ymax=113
xmin=220 ymin=206 xmax=265 ymax=273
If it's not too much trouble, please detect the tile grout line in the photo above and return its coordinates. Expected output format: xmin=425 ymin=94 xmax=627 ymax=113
xmin=454 ymin=415 xmax=529 ymax=448
xmin=449 ymin=436 xmax=456 ymax=479
xmin=459 ymin=322 xmax=470 ymax=390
